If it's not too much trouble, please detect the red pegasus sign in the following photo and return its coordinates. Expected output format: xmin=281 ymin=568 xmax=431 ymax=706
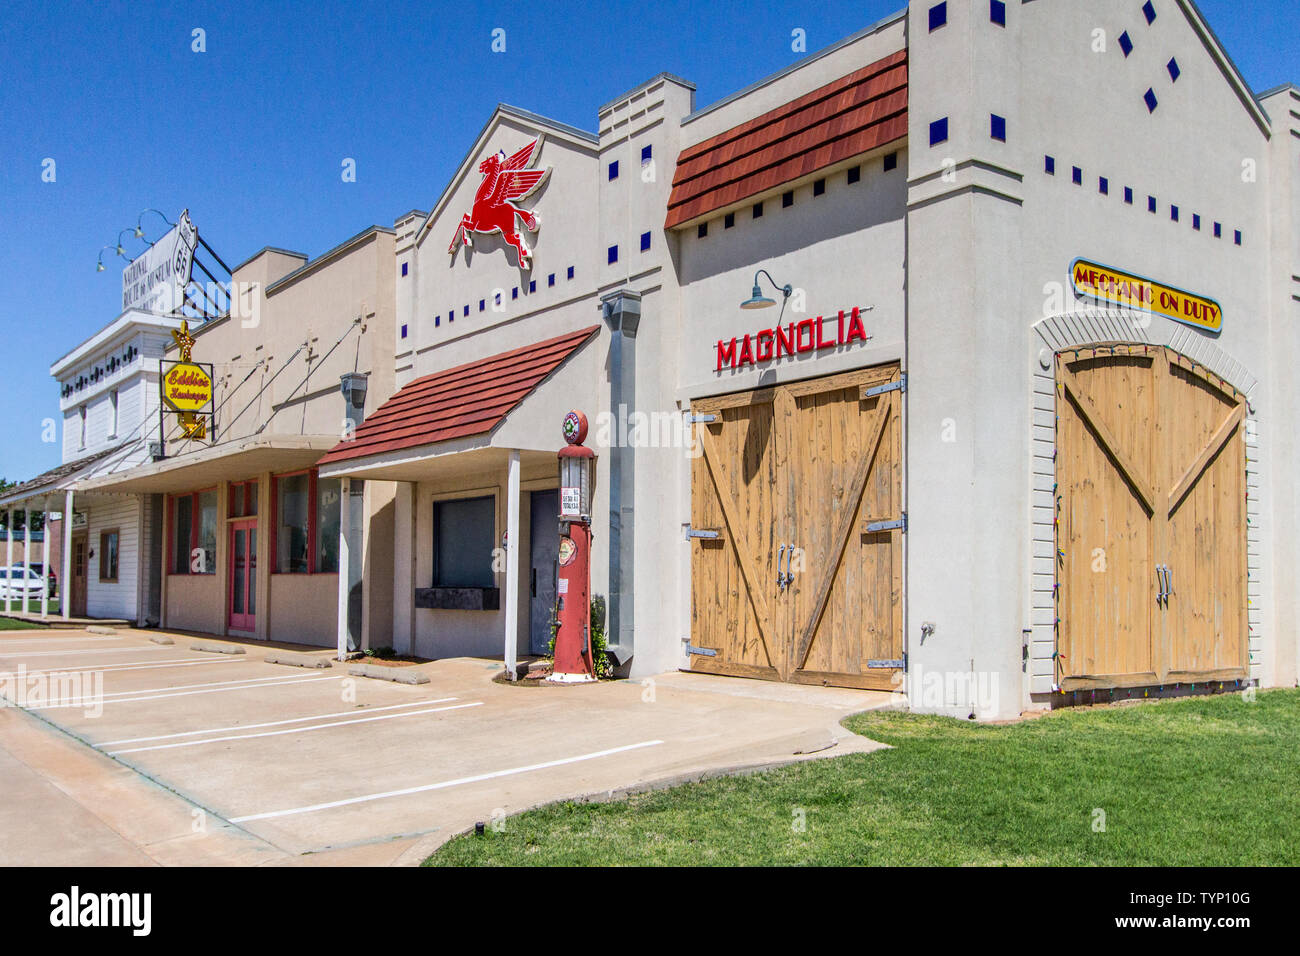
xmin=449 ymin=136 xmax=551 ymax=270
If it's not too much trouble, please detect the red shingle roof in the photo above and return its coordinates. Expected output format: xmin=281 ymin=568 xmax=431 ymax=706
xmin=665 ymin=49 xmax=908 ymax=229
xmin=317 ymin=325 xmax=600 ymax=466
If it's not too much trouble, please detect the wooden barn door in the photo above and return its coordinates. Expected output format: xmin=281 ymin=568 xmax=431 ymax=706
xmin=688 ymin=364 xmax=903 ymax=689
xmin=1056 ymin=346 xmax=1246 ymax=689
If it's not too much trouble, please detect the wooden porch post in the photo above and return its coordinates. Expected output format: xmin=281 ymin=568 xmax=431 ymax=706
xmin=62 ymin=490 xmax=73 ymax=620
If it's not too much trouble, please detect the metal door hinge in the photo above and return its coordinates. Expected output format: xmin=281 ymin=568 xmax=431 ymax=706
xmin=867 ymin=653 xmax=907 ymax=670
xmin=865 ymin=513 xmax=907 ymax=534
xmin=684 ymin=527 xmax=720 ymax=540
xmin=684 ymin=643 xmax=717 ymax=657
xmin=686 ymin=413 xmax=717 ymax=424
xmin=862 ymin=374 xmax=907 ymax=398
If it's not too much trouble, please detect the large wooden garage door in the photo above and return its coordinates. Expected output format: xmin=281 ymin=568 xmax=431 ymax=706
xmin=689 ymin=365 xmax=903 ymax=690
xmin=1056 ymin=346 xmax=1247 ymax=690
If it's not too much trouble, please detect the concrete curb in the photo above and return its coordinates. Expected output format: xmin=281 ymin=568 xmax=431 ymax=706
xmin=348 ymin=664 xmax=429 ymax=684
xmin=149 ymin=635 xmax=175 ymax=645
xmin=264 ymin=653 xmax=332 ymax=669
xmin=190 ymin=642 xmax=246 ymax=655
xmin=86 ymin=626 xmax=116 ymax=635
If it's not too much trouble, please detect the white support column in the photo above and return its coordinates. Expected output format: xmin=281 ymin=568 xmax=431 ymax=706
xmin=5 ymin=506 xmax=13 ymax=615
xmin=40 ymin=498 xmax=51 ymax=620
xmin=393 ymin=482 xmax=414 ymax=656
xmin=62 ymin=490 xmax=73 ymax=620
xmin=336 ymin=476 xmax=351 ymax=661
xmin=504 ymin=450 xmax=521 ymax=680
xmin=23 ymin=507 xmax=32 ymax=617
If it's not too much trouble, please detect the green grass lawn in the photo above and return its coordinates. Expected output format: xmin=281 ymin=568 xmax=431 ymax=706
xmin=428 ymin=689 xmax=1300 ymax=866
xmin=0 ymin=616 xmax=45 ymax=630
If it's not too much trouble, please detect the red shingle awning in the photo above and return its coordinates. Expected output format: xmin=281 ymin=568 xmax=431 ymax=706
xmin=317 ymin=325 xmax=600 ymax=467
xmin=665 ymin=48 xmax=908 ymax=229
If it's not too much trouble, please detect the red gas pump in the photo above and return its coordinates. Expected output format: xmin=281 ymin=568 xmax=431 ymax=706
xmin=549 ymin=410 xmax=597 ymax=683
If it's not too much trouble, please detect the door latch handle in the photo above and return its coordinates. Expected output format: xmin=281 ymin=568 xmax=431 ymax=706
xmin=776 ymin=544 xmax=786 ymax=590
xmin=1155 ymin=564 xmax=1164 ymax=602
xmin=781 ymin=544 xmax=794 ymax=589
xmin=1165 ymin=565 xmax=1173 ymax=599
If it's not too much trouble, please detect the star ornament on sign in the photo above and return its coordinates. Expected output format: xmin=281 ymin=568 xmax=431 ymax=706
xmin=449 ymin=136 xmax=551 ymax=270
xmin=171 ymin=319 xmax=196 ymax=362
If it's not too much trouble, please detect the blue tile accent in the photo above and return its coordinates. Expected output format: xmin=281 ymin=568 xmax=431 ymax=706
xmin=1072 ymin=166 xmax=1083 ymax=185
xmin=608 ymin=160 xmax=619 ymax=181
xmin=1148 ymin=195 xmax=1157 ymax=213
xmin=1142 ymin=1 xmax=1156 ymax=25
xmin=697 ymin=222 xmax=708 ymax=238
xmin=479 ymin=298 xmax=485 ymax=312
xmin=529 ymin=279 xmax=536 ymax=293
xmin=1119 ymin=31 xmax=1133 ymax=56
xmin=1045 ymin=155 xmax=1055 ymax=175
xmin=1234 ymin=230 xmax=1242 ymax=246
xmin=1099 ymin=177 xmax=1109 ymax=195
xmin=1167 ymin=57 xmax=1180 ymax=81
xmin=1170 ymin=205 xmax=1179 ymax=222
xmin=1214 ymin=222 xmax=1222 ymax=238
xmin=929 ymin=2 xmax=947 ymax=31
xmin=511 ymin=287 xmax=518 ymax=300
xmin=640 ymin=231 xmax=652 ymax=251
xmin=1193 ymin=214 xmax=1201 ymax=231
xmin=463 ymin=305 xmax=468 ymax=317
xmin=567 ymin=266 xmax=575 ymax=279
xmin=641 ymin=144 xmax=652 ymax=162
xmin=401 ymin=324 xmax=408 ymax=337
xmin=401 ymin=262 xmax=408 ymax=276
xmin=1144 ymin=88 xmax=1158 ymax=112
xmin=990 ymin=0 xmax=1006 ymax=26
xmin=990 ymin=114 xmax=1006 ymax=141
xmin=548 ymin=273 xmax=556 ymax=286
xmin=929 ymin=117 xmax=948 ymax=146
xmin=1124 ymin=186 xmax=1134 ymax=204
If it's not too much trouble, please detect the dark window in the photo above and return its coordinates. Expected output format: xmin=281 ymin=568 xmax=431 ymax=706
xmin=883 ymin=151 xmax=898 ymax=172
xmin=1144 ymin=88 xmax=1158 ymax=112
xmin=641 ymin=144 xmax=652 ymax=162
xmin=1099 ymin=177 xmax=1109 ymax=195
xmin=929 ymin=2 xmax=947 ymax=31
xmin=846 ymin=165 xmax=861 ymax=184
xmin=1214 ymin=222 xmax=1222 ymax=238
xmin=724 ymin=212 xmax=735 ymax=229
xmin=463 ymin=305 xmax=469 ymax=317
xmin=1119 ymin=31 xmax=1133 ymax=56
xmin=608 ymin=160 xmax=619 ymax=181
xmin=813 ymin=178 xmax=826 ymax=196
xmin=1234 ymin=230 xmax=1242 ymax=246
xmin=567 ymin=266 xmax=574 ymax=280
xmin=1045 ymin=155 xmax=1056 ymax=175
xmin=275 ymin=474 xmax=311 ymax=574
xmin=169 ymin=490 xmax=216 ymax=575
xmin=640 ymin=231 xmax=651 ymax=251
xmin=433 ymin=495 xmax=495 ymax=588
xmin=1170 ymin=205 xmax=1179 ymax=222
xmin=608 ymin=245 xmax=618 ymax=264
xmin=1072 ymin=166 xmax=1083 ymax=185
xmin=929 ymin=117 xmax=948 ymax=146
xmin=98 ymin=530 xmax=119 ymax=582
xmin=1142 ymin=1 xmax=1156 ymax=25
xmin=401 ymin=324 xmax=408 ymax=338
xmin=1149 ymin=196 xmax=1158 ymax=213
xmin=990 ymin=0 xmax=1006 ymax=26
xmin=782 ymin=190 xmax=794 ymax=207
xmin=315 ymin=477 xmax=342 ymax=573
xmin=753 ymin=202 xmax=764 ymax=218
xmin=479 ymin=299 xmax=485 ymax=312
xmin=990 ymin=114 xmax=1006 ymax=141
xmin=697 ymin=222 xmax=708 ymax=238
xmin=401 ymin=262 xmax=408 ymax=276
xmin=529 ymin=279 xmax=536 ymax=293
xmin=229 ymin=481 xmax=258 ymax=519
xmin=511 ymin=287 xmax=518 ymax=300
xmin=1124 ymin=186 xmax=1134 ymax=204
xmin=1167 ymin=58 xmax=1180 ymax=82
xmin=1193 ymin=214 xmax=1201 ymax=231
xmin=548 ymin=273 xmax=556 ymax=286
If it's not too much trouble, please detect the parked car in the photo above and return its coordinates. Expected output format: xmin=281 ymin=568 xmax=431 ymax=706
xmin=0 ymin=566 xmax=48 ymax=602
xmin=27 ymin=563 xmax=56 ymax=598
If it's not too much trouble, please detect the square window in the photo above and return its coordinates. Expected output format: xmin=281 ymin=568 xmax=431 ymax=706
xmin=448 ymin=305 xmax=454 ymax=321
xmin=1119 ymin=31 xmax=1133 ymax=57
xmin=401 ymin=323 xmax=408 ymax=338
xmin=1193 ymin=214 xmax=1201 ymax=231
xmin=1213 ymin=222 xmax=1222 ymax=238
xmin=608 ymin=160 xmax=619 ymax=181
xmin=990 ymin=114 xmax=1006 ymax=141
xmin=1044 ymin=155 xmax=1056 ymax=175
xmin=724 ymin=212 xmax=735 ymax=228
xmin=1142 ymin=1 xmax=1156 ymax=25
xmin=929 ymin=117 xmax=949 ymax=146
xmin=511 ymin=287 xmax=518 ymax=300
xmin=847 ymin=165 xmax=860 ymax=184
xmin=401 ymin=261 xmax=408 ymax=276
xmin=1170 ymin=205 xmax=1179 ymax=222
xmin=990 ymin=0 xmax=1006 ymax=26
xmin=929 ymin=3 xmax=947 ymax=31
xmin=1148 ymin=196 xmax=1157 ymax=213
xmin=883 ymin=151 xmax=898 ymax=172
xmin=567 ymin=266 xmax=574 ymax=279
xmin=463 ymin=305 xmax=469 ymax=317
xmin=753 ymin=202 xmax=763 ymax=218
xmin=529 ymin=279 xmax=536 ymax=293
xmin=479 ymin=299 xmax=485 ymax=312
xmin=1167 ymin=57 xmax=1180 ymax=82
xmin=641 ymin=144 xmax=652 ymax=162
xmin=1072 ymin=166 xmax=1083 ymax=185
xmin=640 ymin=231 xmax=651 ymax=251
xmin=1144 ymin=88 xmax=1158 ymax=112
xmin=607 ymin=245 xmax=618 ymax=264
xmin=813 ymin=178 xmax=826 ymax=196
xmin=433 ymin=495 xmax=496 ymax=589
xmin=548 ymin=273 xmax=556 ymax=287
xmin=782 ymin=190 xmax=794 ymax=207
xmin=435 ymin=316 xmax=441 ymax=327
xmin=1099 ymin=177 xmax=1109 ymax=195
xmin=1124 ymin=186 xmax=1134 ymax=204
xmin=697 ymin=223 xmax=708 ymax=238
xmin=1234 ymin=230 xmax=1242 ymax=246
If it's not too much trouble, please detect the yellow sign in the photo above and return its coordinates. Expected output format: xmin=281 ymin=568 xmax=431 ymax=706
xmin=1071 ymin=258 xmax=1223 ymax=334
xmin=163 ymin=362 xmax=212 ymax=412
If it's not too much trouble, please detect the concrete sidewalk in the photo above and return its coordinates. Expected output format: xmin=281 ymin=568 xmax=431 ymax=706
xmin=0 ymin=627 xmax=900 ymax=866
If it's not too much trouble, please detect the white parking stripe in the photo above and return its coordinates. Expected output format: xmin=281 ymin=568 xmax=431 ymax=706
xmin=107 ymin=702 xmax=483 ymax=755
xmin=26 ymin=671 xmax=332 ymax=707
xmin=0 ymin=636 xmax=122 ymax=646
xmin=230 ymin=740 xmax=665 ymax=823
xmin=98 ymin=698 xmax=459 ymax=746
xmin=26 ymin=675 xmax=343 ymax=710
xmin=0 ymin=645 xmax=174 ymax=659
xmin=0 ymin=657 xmax=245 ymax=678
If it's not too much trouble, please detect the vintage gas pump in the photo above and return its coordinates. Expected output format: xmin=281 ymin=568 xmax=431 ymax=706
xmin=549 ymin=410 xmax=597 ymax=683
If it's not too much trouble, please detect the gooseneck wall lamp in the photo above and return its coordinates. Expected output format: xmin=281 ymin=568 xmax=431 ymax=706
xmin=740 ymin=269 xmax=794 ymax=310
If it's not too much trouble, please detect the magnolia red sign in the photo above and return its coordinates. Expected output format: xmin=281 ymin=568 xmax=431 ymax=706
xmin=715 ymin=307 xmax=869 ymax=372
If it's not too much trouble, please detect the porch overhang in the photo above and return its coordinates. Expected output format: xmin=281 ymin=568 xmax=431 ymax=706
xmin=71 ymin=435 xmax=338 ymax=495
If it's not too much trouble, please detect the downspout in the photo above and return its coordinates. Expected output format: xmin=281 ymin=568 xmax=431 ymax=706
xmin=601 ymin=289 xmax=641 ymax=667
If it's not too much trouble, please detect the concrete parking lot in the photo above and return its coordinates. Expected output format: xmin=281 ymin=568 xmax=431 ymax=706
xmin=0 ymin=626 xmax=895 ymax=865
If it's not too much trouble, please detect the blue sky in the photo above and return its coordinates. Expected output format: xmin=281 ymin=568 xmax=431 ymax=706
xmin=0 ymin=0 xmax=1296 ymax=481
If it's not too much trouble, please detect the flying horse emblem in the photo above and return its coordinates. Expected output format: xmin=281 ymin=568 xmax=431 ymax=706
xmin=449 ymin=136 xmax=551 ymax=269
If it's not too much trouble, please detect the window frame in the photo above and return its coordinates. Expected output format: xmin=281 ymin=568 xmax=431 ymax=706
xmin=270 ymin=468 xmax=340 ymax=576
xmin=98 ymin=528 xmax=120 ymax=583
xmin=167 ymin=488 xmax=218 ymax=576
xmin=430 ymin=490 xmax=498 ymax=590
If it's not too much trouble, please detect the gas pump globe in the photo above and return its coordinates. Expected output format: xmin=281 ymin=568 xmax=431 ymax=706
xmin=549 ymin=410 xmax=597 ymax=682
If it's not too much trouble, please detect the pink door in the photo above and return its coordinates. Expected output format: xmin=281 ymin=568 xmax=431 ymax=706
xmin=228 ymin=519 xmax=257 ymax=632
